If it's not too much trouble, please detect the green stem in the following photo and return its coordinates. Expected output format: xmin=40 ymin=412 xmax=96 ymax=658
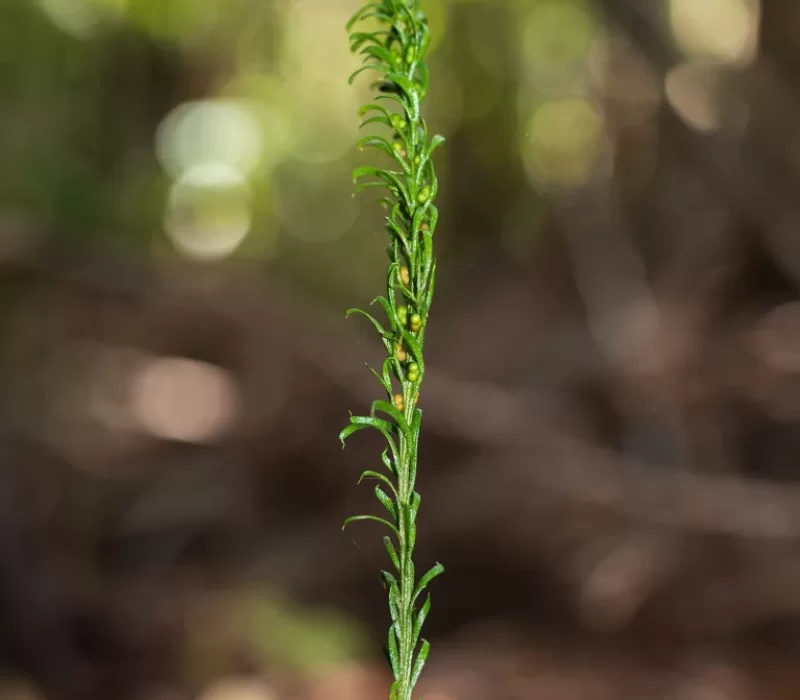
xmin=398 ymin=431 xmax=414 ymax=700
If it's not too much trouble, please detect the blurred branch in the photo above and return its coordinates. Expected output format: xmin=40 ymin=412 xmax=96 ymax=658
xmin=13 ymin=248 xmax=800 ymax=544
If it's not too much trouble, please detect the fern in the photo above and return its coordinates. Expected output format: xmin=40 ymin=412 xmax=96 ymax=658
xmin=339 ymin=2 xmax=444 ymax=699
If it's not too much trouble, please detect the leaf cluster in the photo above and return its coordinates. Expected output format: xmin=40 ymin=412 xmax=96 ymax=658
xmin=339 ymin=2 xmax=445 ymax=699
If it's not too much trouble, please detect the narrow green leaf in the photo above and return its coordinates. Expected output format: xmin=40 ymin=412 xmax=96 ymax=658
xmin=352 ymin=164 xmax=388 ymax=181
xmin=366 ymin=362 xmax=392 ymax=395
xmin=384 ymin=72 xmax=417 ymax=99
xmin=358 ymin=469 xmax=398 ymax=495
xmin=427 ymin=165 xmax=439 ymax=201
xmin=397 ymin=284 xmax=419 ymax=306
xmin=342 ymin=514 xmax=400 ymax=537
xmin=417 ymin=11 xmax=431 ymax=54
xmin=385 ymin=217 xmax=413 ymax=264
xmin=409 ymin=639 xmax=430 ymax=688
xmin=360 ymin=44 xmax=396 ymax=66
xmin=422 ymin=260 xmax=436 ymax=312
xmin=395 ymin=2 xmax=418 ymax=38
xmin=382 ymin=570 xmax=400 ymax=621
xmin=385 ymin=206 xmax=410 ymax=236
xmin=383 ymin=535 xmax=401 ymax=572
xmin=358 ymin=134 xmax=401 ymax=159
xmin=388 ymin=16 xmax=407 ymax=45
xmin=371 ymin=399 xmax=410 ymax=434
xmin=345 ymin=2 xmax=382 ymax=31
xmin=375 ymin=93 xmax=410 ymax=114
xmin=346 ymin=307 xmax=390 ymax=337
xmin=408 ymin=448 xmax=419 ymax=494
xmin=353 ymin=167 xmax=411 ymax=207
xmin=349 ymin=30 xmax=390 ymax=51
xmin=374 ymin=485 xmax=397 ymax=519
xmin=412 ymin=562 xmax=444 ymax=604
xmin=381 ymin=448 xmax=395 ymax=475
xmin=386 ymin=259 xmax=400 ymax=288
xmin=348 ymin=63 xmax=387 ymax=85
xmin=411 ymin=206 xmax=428 ymax=238
xmin=355 ymin=416 xmax=399 ymax=456
xmin=361 ymin=58 xmax=393 ymax=75
xmin=401 ymin=328 xmax=423 ymax=362
xmin=385 ymin=261 xmax=405 ymax=305
xmin=420 ymin=204 xmax=438 ymax=293
xmin=408 ymin=409 xmax=422 ymax=487
xmin=359 ymin=114 xmax=393 ymax=130
xmin=380 ymin=569 xmax=397 ymax=590
xmin=358 ymin=102 xmax=394 ymax=120
xmin=382 ymin=356 xmax=396 ymax=393
xmin=371 ymin=294 xmax=399 ymax=329
xmin=349 ymin=414 xmax=396 ymax=433
xmin=357 ymin=10 xmax=394 ymax=26
xmin=416 ymin=116 xmax=430 ymax=149
xmin=353 ymin=181 xmax=390 ymax=197
xmin=379 ymin=171 xmax=412 ymax=206
xmin=386 ymin=623 xmax=401 ymax=680
xmin=426 ymin=134 xmax=446 ymax=158
xmin=428 ymin=200 xmax=440 ymax=233
xmin=411 ymin=404 xmax=423 ymax=432
xmin=420 ymin=232 xmax=432 ymax=281
xmin=410 ymin=490 xmax=421 ymax=518
xmin=405 ymin=510 xmax=417 ymax=551
xmin=339 ymin=417 xmax=401 ymax=478
xmin=384 ymin=73 xmax=420 ymax=117
xmin=339 ymin=416 xmax=393 ymax=445
xmin=412 ymin=593 xmax=431 ymax=647
xmin=388 ymin=238 xmax=400 ymax=267
xmin=348 ymin=8 xmax=393 ymax=29
xmin=338 ymin=421 xmax=364 ymax=446
xmin=416 ymin=60 xmax=430 ymax=94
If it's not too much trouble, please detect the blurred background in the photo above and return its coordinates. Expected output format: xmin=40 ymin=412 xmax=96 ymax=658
xmin=2 ymin=0 xmax=800 ymax=698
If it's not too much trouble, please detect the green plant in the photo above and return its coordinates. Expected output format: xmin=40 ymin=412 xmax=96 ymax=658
xmin=339 ymin=2 xmax=444 ymax=699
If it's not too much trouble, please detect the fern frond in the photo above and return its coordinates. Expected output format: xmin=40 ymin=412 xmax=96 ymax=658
xmin=340 ymin=1 xmax=445 ymax=698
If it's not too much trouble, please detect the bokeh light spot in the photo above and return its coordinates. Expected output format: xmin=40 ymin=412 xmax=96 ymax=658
xmin=221 ymin=74 xmax=298 ymax=173
xmin=524 ymin=99 xmax=607 ymax=188
xmin=35 ymin=0 xmax=104 ymax=38
xmin=669 ymin=0 xmax=760 ymax=66
xmin=521 ymin=0 xmax=601 ymax=93
xmin=196 ymin=678 xmax=277 ymax=700
xmin=164 ymin=164 xmax=252 ymax=261
xmin=129 ymin=356 xmax=240 ymax=444
xmin=156 ymin=100 xmax=265 ymax=180
xmin=124 ymin=0 xmax=219 ymax=41
xmin=665 ymin=61 xmax=724 ymax=134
